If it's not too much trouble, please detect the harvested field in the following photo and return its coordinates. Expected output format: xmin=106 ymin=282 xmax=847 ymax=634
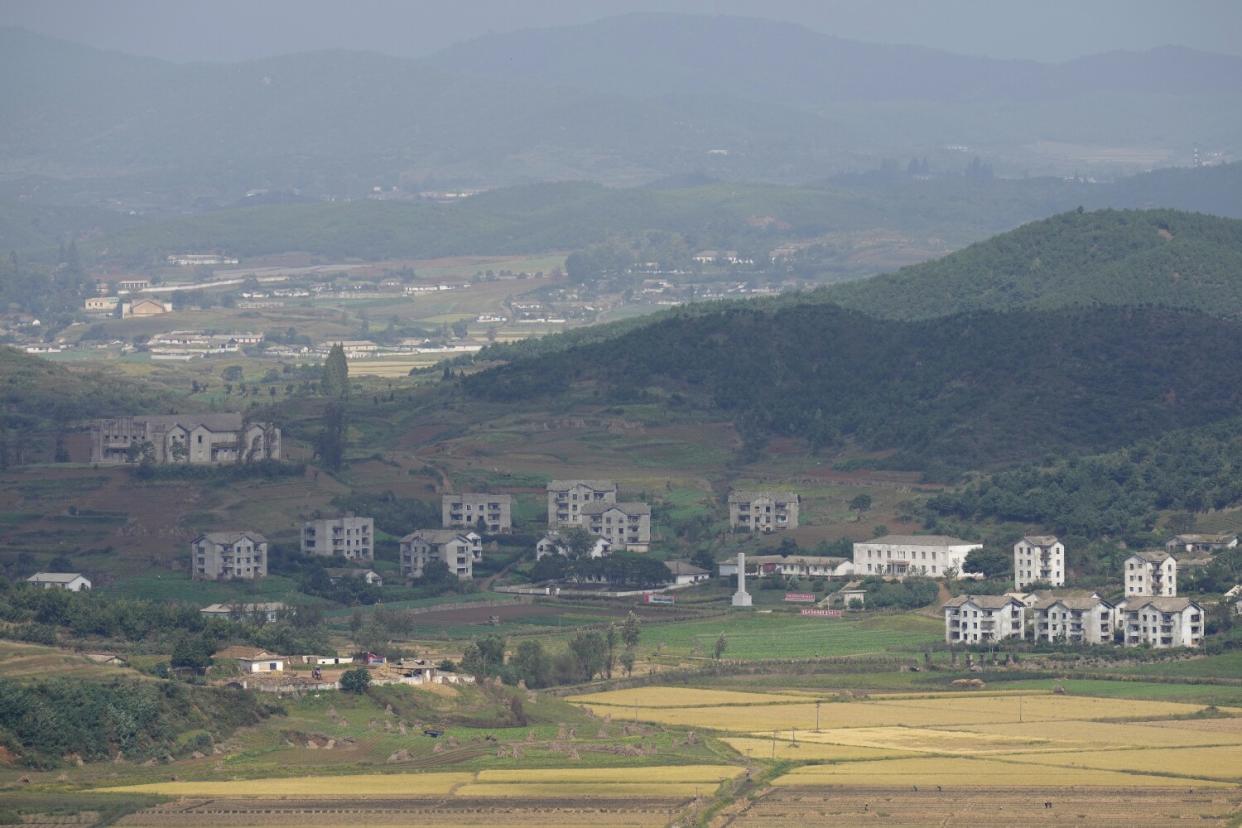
xmin=1004 ymin=745 xmax=1242 ymax=781
xmin=116 ymin=797 xmax=683 ymax=827
xmin=771 ymin=757 xmax=1233 ymax=788
xmin=569 ymin=687 xmax=810 ymax=708
xmin=97 ymin=772 xmax=473 ymax=797
xmin=454 ymin=782 xmax=711 ymax=798
xmin=766 ymin=726 xmax=1056 ymax=755
xmin=476 ymin=766 xmax=740 ymax=784
xmin=733 ymin=787 xmax=1242 ymax=826
xmin=948 ymin=719 xmax=1242 ymax=749
xmin=723 ymin=737 xmax=913 ymax=762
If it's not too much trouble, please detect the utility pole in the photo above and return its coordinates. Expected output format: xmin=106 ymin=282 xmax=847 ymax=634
xmin=816 ymin=700 xmax=821 ymax=731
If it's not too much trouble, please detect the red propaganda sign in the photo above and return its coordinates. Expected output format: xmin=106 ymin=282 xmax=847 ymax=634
xmin=784 ymin=592 xmax=816 ymax=603
xmin=643 ymin=592 xmax=676 ymax=605
xmin=800 ymin=608 xmax=843 ymax=618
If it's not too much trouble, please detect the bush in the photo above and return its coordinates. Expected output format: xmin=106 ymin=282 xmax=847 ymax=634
xmin=339 ymin=668 xmax=371 ymax=693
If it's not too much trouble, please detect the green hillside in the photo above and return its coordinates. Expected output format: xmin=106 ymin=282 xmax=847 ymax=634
xmin=824 ymin=208 xmax=1242 ymax=319
xmin=463 ymin=304 xmax=1242 ymax=472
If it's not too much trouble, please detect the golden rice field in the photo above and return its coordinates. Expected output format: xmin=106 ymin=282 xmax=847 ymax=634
xmin=568 ymin=686 xmax=810 ymax=707
xmin=97 ymin=765 xmax=742 ymax=799
xmin=772 ymin=757 xmax=1234 ymax=789
xmin=762 ymin=726 xmax=1056 ymax=755
xmin=1003 ymin=745 xmax=1242 ymax=781
xmin=946 ymin=719 xmax=1242 ymax=749
xmin=723 ymin=737 xmax=914 ymax=761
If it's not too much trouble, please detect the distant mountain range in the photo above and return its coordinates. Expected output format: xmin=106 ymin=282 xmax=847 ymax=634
xmin=2 ymin=17 xmax=1241 ymax=203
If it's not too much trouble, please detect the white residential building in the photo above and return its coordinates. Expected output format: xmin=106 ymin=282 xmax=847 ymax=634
xmin=302 ymin=516 xmax=374 ymax=560
xmin=728 ymin=490 xmax=800 ymax=532
xmin=853 ymin=535 xmax=983 ymax=580
xmin=1014 ymin=535 xmax=1065 ymax=589
xmin=582 ymin=502 xmax=651 ymax=552
xmin=26 ymin=572 xmax=92 ymax=592
xmin=1031 ymin=592 xmax=1115 ymax=645
xmin=535 ymin=532 xmax=612 ymax=560
xmin=943 ymin=595 xmax=1026 ymax=644
xmin=191 ymin=532 xmax=268 ymax=581
xmin=1124 ymin=550 xmax=1178 ymax=597
xmin=442 ymin=493 xmax=513 ymax=533
xmin=399 ymin=530 xmax=481 ymax=579
xmin=546 ymin=480 xmax=617 ymax=528
xmin=1123 ymin=596 xmax=1204 ymax=648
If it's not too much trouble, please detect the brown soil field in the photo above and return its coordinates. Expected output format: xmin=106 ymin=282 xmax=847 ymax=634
xmin=731 ymin=786 xmax=1242 ymax=826
xmin=116 ymin=797 xmax=684 ymax=827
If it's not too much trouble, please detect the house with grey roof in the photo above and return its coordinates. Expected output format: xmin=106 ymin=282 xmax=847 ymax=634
xmin=546 ymin=480 xmax=617 ymax=528
xmin=1014 ymin=535 xmax=1065 ymax=589
xmin=399 ymin=530 xmax=481 ymax=579
xmin=582 ymin=501 xmax=651 ymax=552
xmin=89 ymin=414 xmax=280 ymax=465
xmin=942 ymin=594 xmax=1025 ymax=644
xmin=26 ymin=572 xmax=92 ymax=592
xmin=853 ymin=535 xmax=983 ymax=580
xmin=1031 ymin=591 xmax=1114 ymax=644
xmin=1165 ymin=533 xmax=1237 ymax=555
xmin=1123 ymin=596 xmax=1204 ymax=648
xmin=728 ymin=490 xmax=799 ymax=532
xmin=191 ymin=531 xmax=268 ymax=580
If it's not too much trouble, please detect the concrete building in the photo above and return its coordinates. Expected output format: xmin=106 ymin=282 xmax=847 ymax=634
xmin=1125 ymin=550 xmax=1178 ymax=597
xmin=1123 ymin=596 xmax=1204 ymax=648
xmin=214 ymin=646 xmax=285 ymax=673
xmin=302 ymin=516 xmax=374 ymax=560
xmin=200 ymin=602 xmax=287 ymax=623
xmin=191 ymin=531 xmax=268 ymax=581
xmin=26 ymin=572 xmax=91 ymax=591
xmin=1165 ymin=533 xmax=1237 ymax=555
xmin=546 ymin=480 xmax=617 ymax=528
xmin=399 ymin=529 xmax=481 ymax=579
xmin=535 ymin=531 xmax=611 ymax=560
xmin=442 ymin=493 xmax=513 ymax=533
xmin=84 ymin=296 xmax=119 ymax=314
xmin=853 ymin=535 xmax=983 ymax=579
xmin=1014 ymin=535 xmax=1065 ymax=589
xmin=89 ymin=414 xmax=280 ymax=465
xmin=582 ymin=501 xmax=651 ymax=552
xmin=121 ymin=298 xmax=169 ymax=317
xmin=1031 ymin=592 xmax=1115 ymax=645
xmin=728 ymin=490 xmax=799 ymax=532
xmin=943 ymin=595 xmax=1026 ymax=644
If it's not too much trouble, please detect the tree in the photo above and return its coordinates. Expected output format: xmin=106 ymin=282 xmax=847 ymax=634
xmin=604 ymin=624 xmax=618 ymax=679
xmin=510 ymin=640 xmax=549 ymax=688
xmin=564 ymin=526 xmax=596 ymax=559
xmin=621 ymin=611 xmax=641 ymax=649
xmin=316 ymin=402 xmax=346 ymax=471
xmin=461 ymin=635 xmax=506 ymax=678
xmin=964 ymin=546 xmax=1012 ymax=579
xmin=221 ymin=365 xmax=244 ymax=382
xmin=321 ymin=343 xmax=350 ymax=399
xmin=619 ymin=648 xmax=636 ymax=677
xmin=171 ymin=635 xmax=214 ymax=674
xmin=713 ymin=633 xmax=728 ymax=660
xmin=567 ymin=630 xmax=607 ymax=681
xmin=339 ymin=668 xmax=371 ymax=693
xmin=848 ymin=494 xmax=872 ymax=519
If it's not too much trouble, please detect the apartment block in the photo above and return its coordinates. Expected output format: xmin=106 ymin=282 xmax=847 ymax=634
xmin=1014 ymin=535 xmax=1065 ymax=589
xmin=399 ymin=530 xmax=481 ymax=579
xmin=1124 ymin=550 xmax=1178 ymax=597
xmin=546 ymin=480 xmax=617 ymax=528
xmin=442 ymin=493 xmax=513 ymax=533
xmin=1031 ymin=592 xmax=1114 ymax=644
xmin=302 ymin=516 xmax=374 ymax=561
xmin=728 ymin=490 xmax=799 ymax=532
xmin=1123 ymin=596 xmax=1204 ymax=648
xmin=942 ymin=595 xmax=1026 ymax=644
xmin=582 ymin=502 xmax=651 ymax=552
xmin=191 ymin=531 xmax=268 ymax=581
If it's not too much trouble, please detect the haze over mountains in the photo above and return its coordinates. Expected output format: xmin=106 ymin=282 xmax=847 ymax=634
xmin=3 ymin=14 xmax=1241 ymax=207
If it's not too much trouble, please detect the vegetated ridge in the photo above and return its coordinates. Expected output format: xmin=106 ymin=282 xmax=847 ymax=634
xmin=463 ymin=303 xmax=1242 ymax=472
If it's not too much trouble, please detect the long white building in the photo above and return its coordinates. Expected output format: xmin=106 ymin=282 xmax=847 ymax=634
xmin=854 ymin=535 xmax=982 ymax=580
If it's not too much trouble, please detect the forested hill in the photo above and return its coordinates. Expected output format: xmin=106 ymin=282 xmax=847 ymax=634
xmin=463 ymin=304 xmax=1242 ymax=472
xmin=823 ymin=209 xmax=1242 ymax=320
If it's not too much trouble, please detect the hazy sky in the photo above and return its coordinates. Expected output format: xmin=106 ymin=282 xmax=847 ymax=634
xmin=3 ymin=0 xmax=1241 ymax=63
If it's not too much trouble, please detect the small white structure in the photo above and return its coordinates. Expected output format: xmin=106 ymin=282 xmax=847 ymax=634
xmin=942 ymin=594 xmax=1025 ymax=644
xmin=1013 ymin=535 xmax=1065 ymax=589
xmin=853 ymin=535 xmax=983 ymax=579
xmin=1123 ymin=596 xmax=1204 ymax=648
xmin=26 ymin=572 xmax=92 ymax=592
xmin=535 ymin=532 xmax=611 ymax=560
xmin=215 ymin=646 xmax=285 ymax=673
xmin=1031 ymin=592 xmax=1114 ymax=645
xmin=325 ymin=567 xmax=383 ymax=586
xmin=732 ymin=552 xmax=752 ymax=607
xmin=664 ymin=560 xmax=710 ymax=585
xmin=1124 ymin=550 xmax=1177 ymax=597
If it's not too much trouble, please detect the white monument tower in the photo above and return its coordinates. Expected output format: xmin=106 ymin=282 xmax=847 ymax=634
xmin=731 ymin=552 xmax=752 ymax=607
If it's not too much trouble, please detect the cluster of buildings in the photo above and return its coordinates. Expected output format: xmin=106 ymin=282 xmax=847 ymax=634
xmin=147 ymin=330 xmax=264 ymax=360
xmin=88 ymin=415 xmax=281 ymax=465
xmin=942 ymin=533 xmax=1238 ymax=650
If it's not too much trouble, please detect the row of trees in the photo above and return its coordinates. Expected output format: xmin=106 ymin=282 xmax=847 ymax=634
xmin=462 ymin=612 xmax=642 ymax=687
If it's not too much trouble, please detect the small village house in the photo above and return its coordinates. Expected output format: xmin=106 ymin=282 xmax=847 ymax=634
xmin=26 ymin=572 xmax=92 ymax=591
xmin=199 ymin=602 xmax=287 ymax=623
xmin=1165 ymin=533 xmax=1237 ymax=555
xmin=214 ymin=645 xmax=286 ymax=673
xmin=325 ymin=567 xmax=383 ymax=586
xmin=664 ymin=560 xmax=710 ymax=585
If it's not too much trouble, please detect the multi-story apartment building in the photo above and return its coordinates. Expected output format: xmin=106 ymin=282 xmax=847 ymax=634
xmin=89 ymin=415 xmax=280 ymax=465
xmin=191 ymin=531 xmax=268 ymax=581
xmin=1123 ymin=596 xmax=1204 ymax=648
xmin=853 ymin=535 xmax=983 ymax=580
xmin=942 ymin=595 xmax=1026 ymax=644
xmin=1031 ymin=592 xmax=1115 ymax=645
xmin=302 ymin=516 xmax=374 ymax=560
xmin=728 ymin=490 xmax=799 ymax=532
xmin=1013 ymin=535 xmax=1065 ymax=589
xmin=1124 ymin=550 xmax=1178 ymax=597
xmin=399 ymin=530 xmax=481 ymax=579
xmin=442 ymin=493 xmax=513 ymax=533
xmin=546 ymin=480 xmax=617 ymax=528
xmin=582 ymin=502 xmax=651 ymax=552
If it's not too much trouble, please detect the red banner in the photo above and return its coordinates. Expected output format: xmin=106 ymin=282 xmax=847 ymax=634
xmin=784 ymin=592 xmax=816 ymax=603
